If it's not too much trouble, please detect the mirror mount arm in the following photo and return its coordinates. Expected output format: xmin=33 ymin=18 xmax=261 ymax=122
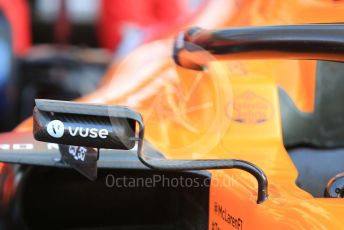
xmin=135 ymin=120 xmax=268 ymax=204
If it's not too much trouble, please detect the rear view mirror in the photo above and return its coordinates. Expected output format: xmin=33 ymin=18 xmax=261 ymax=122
xmin=32 ymin=99 xmax=268 ymax=204
xmin=33 ymin=99 xmax=144 ymax=180
xmin=33 ymin=99 xmax=140 ymax=150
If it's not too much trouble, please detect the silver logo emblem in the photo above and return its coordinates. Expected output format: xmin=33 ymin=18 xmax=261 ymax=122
xmin=47 ymin=120 xmax=64 ymax=138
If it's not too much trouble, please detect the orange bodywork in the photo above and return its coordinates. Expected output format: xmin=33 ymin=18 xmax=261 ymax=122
xmin=208 ymin=73 xmax=344 ymax=229
xmin=97 ymin=0 xmax=344 ymax=113
xmin=13 ymin=0 xmax=344 ymax=229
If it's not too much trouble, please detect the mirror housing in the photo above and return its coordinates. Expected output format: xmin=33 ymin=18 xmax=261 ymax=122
xmin=33 ymin=99 xmax=140 ymax=150
xmin=33 ymin=99 xmax=144 ymax=180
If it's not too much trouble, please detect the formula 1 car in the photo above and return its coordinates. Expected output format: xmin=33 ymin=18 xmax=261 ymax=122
xmin=3 ymin=0 xmax=344 ymax=131
xmin=0 ymin=23 xmax=343 ymax=230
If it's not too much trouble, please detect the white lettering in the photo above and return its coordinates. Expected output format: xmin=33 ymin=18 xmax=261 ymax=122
xmin=67 ymin=126 xmax=109 ymax=139
xmin=13 ymin=144 xmax=33 ymax=150
xmin=77 ymin=147 xmax=87 ymax=161
xmin=0 ymin=143 xmax=59 ymax=151
xmin=89 ymin=128 xmax=98 ymax=138
xmin=0 ymin=144 xmax=10 ymax=150
xmin=69 ymin=127 xmax=79 ymax=136
xmin=79 ymin=128 xmax=89 ymax=137
xmin=99 ymin=129 xmax=109 ymax=139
